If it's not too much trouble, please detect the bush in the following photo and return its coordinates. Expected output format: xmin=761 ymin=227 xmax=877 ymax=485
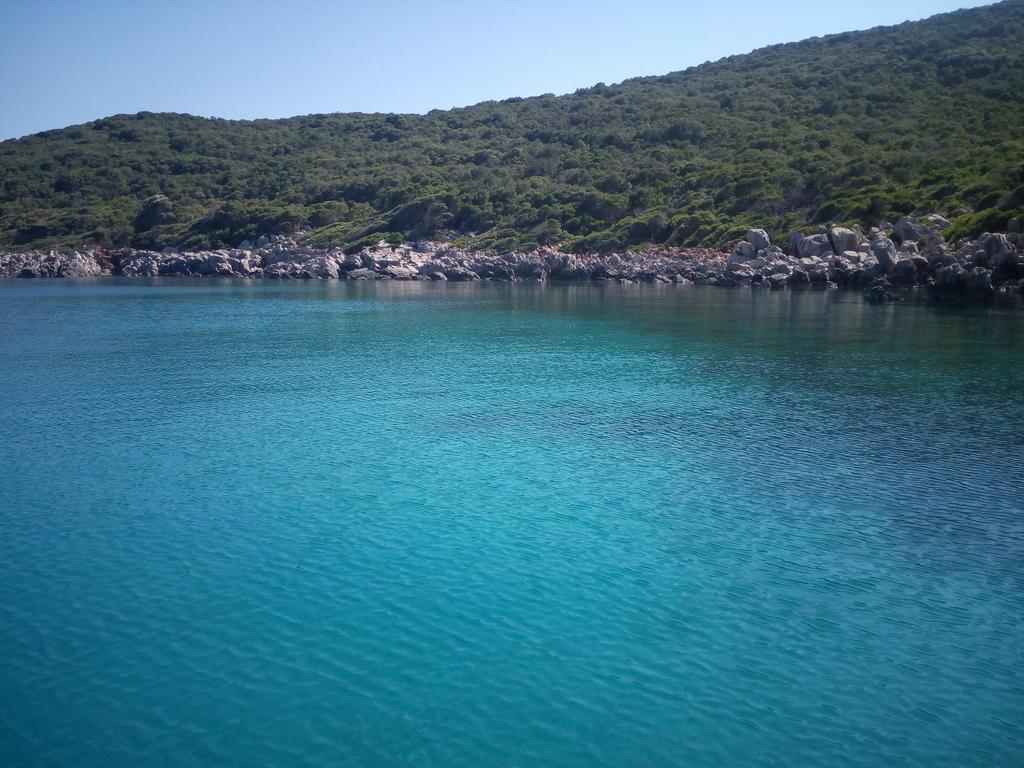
xmin=945 ymin=208 xmax=1014 ymax=241
xmin=1 ymin=1 xmax=1023 ymax=252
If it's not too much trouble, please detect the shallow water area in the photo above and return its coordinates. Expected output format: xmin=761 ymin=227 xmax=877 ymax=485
xmin=1 ymin=280 xmax=1022 ymax=767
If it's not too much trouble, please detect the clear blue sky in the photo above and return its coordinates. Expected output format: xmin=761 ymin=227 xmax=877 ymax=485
xmin=0 ymin=0 xmax=993 ymax=140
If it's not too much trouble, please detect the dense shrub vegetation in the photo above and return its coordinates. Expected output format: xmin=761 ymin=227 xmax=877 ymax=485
xmin=2 ymin=1 xmax=1023 ymax=252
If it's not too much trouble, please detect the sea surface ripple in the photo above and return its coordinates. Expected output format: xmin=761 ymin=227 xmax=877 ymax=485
xmin=1 ymin=281 xmax=1022 ymax=767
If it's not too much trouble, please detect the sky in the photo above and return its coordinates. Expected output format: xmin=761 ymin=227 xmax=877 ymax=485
xmin=0 ymin=0 xmax=994 ymax=140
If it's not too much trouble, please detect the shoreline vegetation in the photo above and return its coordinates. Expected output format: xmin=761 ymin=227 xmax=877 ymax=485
xmin=2 ymin=3 xmax=1022 ymax=259
xmin=2 ymin=215 xmax=1022 ymax=304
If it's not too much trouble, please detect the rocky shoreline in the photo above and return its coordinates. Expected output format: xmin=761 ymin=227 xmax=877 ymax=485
xmin=2 ymin=216 xmax=1022 ymax=303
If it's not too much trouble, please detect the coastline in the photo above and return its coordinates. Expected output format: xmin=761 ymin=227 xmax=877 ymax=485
xmin=2 ymin=216 xmax=1021 ymax=304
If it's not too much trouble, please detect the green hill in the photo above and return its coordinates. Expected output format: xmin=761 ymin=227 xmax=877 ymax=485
xmin=2 ymin=1 xmax=1023 ymax=253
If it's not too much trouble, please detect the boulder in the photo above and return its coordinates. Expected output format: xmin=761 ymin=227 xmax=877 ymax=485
xmin=445 ymin=266 xmax=481 ymax=282
xmin=846 ymin=268 xmax=874 ymax=288
xmin=745 ymin=229 xmax=771 ymax=251
xmin=263 ymin=265 xmax=289 ymax=279
xmin=513 ymin=261 xmax=547 ymax=280
xmin=120 ymin=255 xmax=160 ymax=276
xmin=923 ymin=214 xmax=952 ymax=230
xmin=894 ymin=216 xmax=927 ymax=243
xmin=992 ymin=250 xmax=1020 ymax=281
xmin=202 ymin=254 xmax=235 ymax=276
xmin=788 ymin=231 xmax=805 ymax=255
xmin=829 ymin=227 xmax=859 ymax=254
xmin=186 ymin=255 xmax=207 ymax=273
xmin=889 ymin=257 xmax=919 ymax=287
xmin=925 ymin=231 xmax=948 ymax=257
xmin=727 ymin=261 xmax=756 ymax=279
xmin=60 ymin=252 xmax=103 ymax=277
xmin=808 ymin=267 xmax=830 ymax=284
xmin=980 ymin=232 xmax=1014 ymax=259
xmin=788 ymin=267 xmax=810 ymax=285
xmin=383 ymin=264 xmax=415 ymax=279
xmin=341 ymin=252 xmax=363 ymax=270
xmin=477 ymin=262 xmax=517 ymax=280
xmin=158 ymin=256 xmax=189 ymax=276
xmin=729 ymin=241 xmax=756 ymax=263
xmin=305 ymin=256 xmax=339 ymax=279
xmin=871 ymin=237 xmax=899 ymax=272
xmin=934 ymin=264 xmax=966 ymax=295
xmin=865 ymin=277 xmax=901 ymax=304
xmin=966 ymin=267 xmax=994 ymax=298
xmin=828 ymin=263 xmax=849 ymax=285
xmin=797 ymin=233 xmax=831 ymax=258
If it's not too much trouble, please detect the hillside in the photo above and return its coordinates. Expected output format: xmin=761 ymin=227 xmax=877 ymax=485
xmin=2 ymin=1 xmax=1023 ymax=253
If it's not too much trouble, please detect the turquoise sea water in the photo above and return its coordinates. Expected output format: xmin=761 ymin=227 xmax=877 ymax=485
xmin=1 ymin=280 xmax=1022 ymax=767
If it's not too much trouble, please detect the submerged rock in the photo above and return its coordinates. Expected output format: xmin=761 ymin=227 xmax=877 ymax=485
xmin=865 ymin=277 xmax=902 ymax=304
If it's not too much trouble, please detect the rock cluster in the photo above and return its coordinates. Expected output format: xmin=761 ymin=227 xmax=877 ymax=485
xmin=722 ymin=218 xmax=1023 ymax=302
xmin=2 ymin=215 xmax=1022 ymax=303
